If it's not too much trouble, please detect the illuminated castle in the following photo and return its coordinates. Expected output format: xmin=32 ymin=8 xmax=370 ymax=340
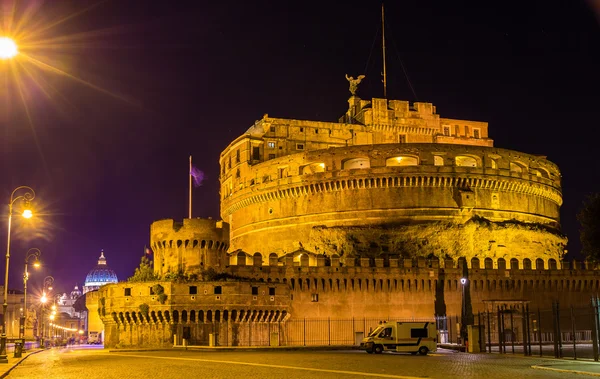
xmin=96 ymin=92 xmax=599 ymax=349
xmin=218 ymin=95 xmax=565 ymax=266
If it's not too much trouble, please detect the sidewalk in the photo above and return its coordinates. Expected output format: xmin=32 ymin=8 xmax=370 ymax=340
xmin=0 ymin=349 xmax=42 ymax=379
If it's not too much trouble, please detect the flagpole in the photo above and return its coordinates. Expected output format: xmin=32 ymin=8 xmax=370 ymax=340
xmin=189 ymin=155 xmax=192 ymax=219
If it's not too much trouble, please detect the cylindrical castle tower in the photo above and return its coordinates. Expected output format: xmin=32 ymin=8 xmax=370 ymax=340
xmin=150 ymin=218 xmax=230 ymax=277
xmin=219 ymin=97 xmax=566 ymax=265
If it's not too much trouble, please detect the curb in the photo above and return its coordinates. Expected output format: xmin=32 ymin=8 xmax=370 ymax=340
xmin=531 ymin=365 xmax=600 ymax=377
xmin=0 ymin=349 xmax=45 ymax=379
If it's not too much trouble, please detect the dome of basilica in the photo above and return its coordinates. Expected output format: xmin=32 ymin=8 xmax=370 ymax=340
xmin=84 ymin=250 xmax=118 ymax=293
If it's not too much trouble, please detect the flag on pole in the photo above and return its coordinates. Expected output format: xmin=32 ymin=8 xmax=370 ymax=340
xmin=190 ymin=166 xmax=204 ymax=187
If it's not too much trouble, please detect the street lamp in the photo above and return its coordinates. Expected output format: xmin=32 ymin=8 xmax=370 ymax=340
xmin=0 ymin=186 xmax=35 ymax=363
xmin=0 ymin=37 xmax=18 ymax=60
xmin=20 ymin=249 xmax=41 ymax=339
xmin=40 ymin=276 xmax=54 ymax=348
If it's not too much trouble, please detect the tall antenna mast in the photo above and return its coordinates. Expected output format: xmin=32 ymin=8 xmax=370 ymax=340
xmin=381 ymin=3 xmax=388 ymax=98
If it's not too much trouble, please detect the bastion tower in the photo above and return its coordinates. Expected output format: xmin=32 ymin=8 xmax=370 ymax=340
xmin=150 ymin=218 xmax=230 ymax=276
xmin=219 ymin=90 xmax=566 ymax=267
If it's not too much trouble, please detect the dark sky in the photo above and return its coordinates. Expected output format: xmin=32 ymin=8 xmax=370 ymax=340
xmin=1 ymin=0 xmax=599 ymax=295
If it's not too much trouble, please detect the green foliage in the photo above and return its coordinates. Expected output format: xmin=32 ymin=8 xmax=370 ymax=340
xmin=163 ymin=270 xmax=198 ymax=283
xmin=158 ymin=293 xmax=168 ymax=304
xmin=128 ymin=256 xmax=159 ymax=282
xmin=200 ymin=267 xmax=244 ymax=281
xmin=578 ymin=193 xmax=600 ymax=262
xmin=139 ymin=303 xmax=149 ymax=317
xmin=152 ymin=284 xmax=168 ymax=304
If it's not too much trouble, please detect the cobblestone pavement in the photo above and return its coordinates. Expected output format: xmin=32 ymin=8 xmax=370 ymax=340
xmin=7 ymin=346 xmax=600 ymax=379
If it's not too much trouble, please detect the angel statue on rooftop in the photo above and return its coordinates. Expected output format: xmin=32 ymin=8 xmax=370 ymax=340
xmin=345 ymin=74 xmax=366 ymax=96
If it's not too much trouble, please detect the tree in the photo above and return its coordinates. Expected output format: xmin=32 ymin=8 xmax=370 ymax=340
xmin=578 ymin=193 xmax=600 ymax=262
xmin=128 ymin=256 xmax=159 ymax=282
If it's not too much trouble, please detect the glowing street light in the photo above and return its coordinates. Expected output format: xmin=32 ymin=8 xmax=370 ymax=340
xmin=0 ymin=37 xmax=18 ymax=60
xmin=1 ymin=186 xmax=35 ymax=363
xmin=20 ymin=248 xmax=42 ymax=339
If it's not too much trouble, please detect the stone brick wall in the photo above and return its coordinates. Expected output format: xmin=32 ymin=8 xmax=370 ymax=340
xmin=150 ymin=218 xmax=230 ymax=276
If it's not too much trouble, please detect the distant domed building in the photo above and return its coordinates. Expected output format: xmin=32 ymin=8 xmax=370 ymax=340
xmin=84 ymin=251 xmax=118 ymax=293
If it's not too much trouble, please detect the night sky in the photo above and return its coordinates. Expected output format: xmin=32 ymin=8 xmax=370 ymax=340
xmin=1 ymin=0 xmax=599 ymax=295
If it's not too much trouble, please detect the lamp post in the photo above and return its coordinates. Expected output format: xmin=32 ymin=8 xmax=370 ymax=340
xmin=0 ymin=186 xmax=34 ymax=363
xmin=40 ymin=276 xmax=54 ymax=349
xmin=21 ymin=249 xmax=41 ymax=339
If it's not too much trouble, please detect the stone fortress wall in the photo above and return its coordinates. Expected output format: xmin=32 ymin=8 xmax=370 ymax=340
xmin=151 ymin=218 xmax=230 ymax=276
xmin=94 ymin=96 xmax=598 ymax=348
xmin=221 ymin=143 xmax=564 ymax=263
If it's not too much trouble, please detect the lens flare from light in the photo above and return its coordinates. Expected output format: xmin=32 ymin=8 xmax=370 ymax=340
xmin=0 ymin=37 xmax=18 ymax=59
xmin=22 ymin=209 xmax=33 ymax=218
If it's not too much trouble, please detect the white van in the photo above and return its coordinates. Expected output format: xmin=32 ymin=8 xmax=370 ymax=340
xmin=360 ymin=321 xmax=437 ymax=355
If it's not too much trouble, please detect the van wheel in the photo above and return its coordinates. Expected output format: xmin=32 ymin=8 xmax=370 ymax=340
xmin=374 ymin=345 xmax=384 ymax=354
xmin=418 ymin=346 xmax=429 ymax=355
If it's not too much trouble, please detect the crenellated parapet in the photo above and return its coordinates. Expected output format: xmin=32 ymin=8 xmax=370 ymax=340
xmin=150 ymin=218 xmax=230 ymax=277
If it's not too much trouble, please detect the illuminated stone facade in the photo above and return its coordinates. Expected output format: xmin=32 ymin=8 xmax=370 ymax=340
xmin=219 ymin=96 xmax=564 ymax=264
xmin=95 ymin=96 xmax=600 ymax=349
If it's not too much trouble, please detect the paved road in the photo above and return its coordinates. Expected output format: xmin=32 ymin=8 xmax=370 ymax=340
xmin=8 ymin=347 xmax=598 ymax=379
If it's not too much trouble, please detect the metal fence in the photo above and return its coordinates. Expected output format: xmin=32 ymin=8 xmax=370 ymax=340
xmin=438 ymin=298 xmax=600 ymax=360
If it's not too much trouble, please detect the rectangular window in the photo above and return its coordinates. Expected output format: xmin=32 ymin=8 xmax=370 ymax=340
xmin=268 ymin=153 xmax=276 ymax=160
xmin=454 ymin=125 xmax=459 ymax=135
xmin=300 ymin=127 xmax=304 ymax=132
xmin=189 ymin=286 xmax=197 ymax=295
xmin=149 ymin=287 xmax=155 ymax=295
xmin=252 ymin=286 xmax=259 ymax=295
xmin=311 ymin=293 xmax=319 ymax=302
xmin=410 ymin=328 xmax=428 ymax=338
xmin=296 ymin=143 xmax=304 ymax=150
xmin=270 ymin=126 xmax=276 ymax=132
xmin=124 ymin=288 xmax=131 ymax=296
xmin=315 ymin=128 xmax=318 ymax=134
xmin=398 ymin=135 xmax=407 ymax=143
xmin=252 ymin=146 xmax=260 ymax=161
xmin=214 ymin=286 xmax=222 ymax=295
xmin=267 ymin=142 xmax=276 ymax=149
xmin=269 ymin=287 xmax=275 ymax=296
xmin=464 ymin=125 xmax=470 ymax=137
xmin=473 ymin=128 xmax=480 ymax=139
xmin=236 ymin=150 xmax=240 ymax=163
xmin=443 ymin=126 xmax=450 ymax=136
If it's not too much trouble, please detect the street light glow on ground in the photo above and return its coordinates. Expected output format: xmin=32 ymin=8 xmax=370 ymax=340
xmin=0 ymin=37 xmax=18 ymax=59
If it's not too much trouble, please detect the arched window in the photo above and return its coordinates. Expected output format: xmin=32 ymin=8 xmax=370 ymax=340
xmin=343 ymin=158 xmax=370 ymax=170
xmin=455 ymin=155 xmax=477 ymax=167
xmin=510 ymin=162 xmax=523 ymax=173
xmin=386 ymin=156 xmax=418 ymax=167
xmin=510 ymin=258 xmax=519 ymax=270
xmin=523 ymin=258 xmax=532 ymax=270
xmin=471 ymin=257 xmax=480 ymax=269
xmin=549 ymin=258 xmax=557 ymax=270
xmin=434 ymin=156 xmax=444 ymax=166
xmin=302 ymin=163 xmax=326 ymax=174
